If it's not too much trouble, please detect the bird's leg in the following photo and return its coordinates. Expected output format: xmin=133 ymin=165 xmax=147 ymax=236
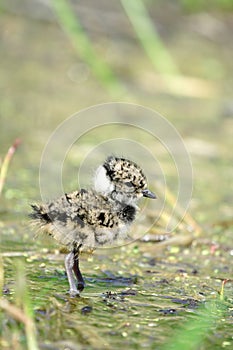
xmin=65 ymin=252 xmax=79 ymax=297
xmin=73 ymin=245 xmax=85 ymax=292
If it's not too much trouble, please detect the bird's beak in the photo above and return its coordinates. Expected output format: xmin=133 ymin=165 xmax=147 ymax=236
xmin=142 ymin=189 xmax=157 ymax=199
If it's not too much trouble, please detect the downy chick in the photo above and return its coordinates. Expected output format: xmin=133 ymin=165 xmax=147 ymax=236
xmin=30 ymin=156 xmax=156 ymax=296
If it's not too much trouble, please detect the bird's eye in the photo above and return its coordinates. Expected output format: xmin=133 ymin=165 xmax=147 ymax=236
xmin=125 ymin=182 xmax=133 ymax=188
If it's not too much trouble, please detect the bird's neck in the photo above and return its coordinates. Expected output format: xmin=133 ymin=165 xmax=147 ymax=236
xmin=109 ymin=191 xmax=139 ymax=209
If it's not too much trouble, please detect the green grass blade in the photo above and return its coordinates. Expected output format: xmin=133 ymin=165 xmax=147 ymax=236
xmin=15 ymin=261 xmax=39 ymax=350
xmin=51 ymin=0 xmax=127 ymax=97
xmin=161 ymin=301 xmax=226 ymax=350
xmin=121 ymin=0 xmax=179 ymax=76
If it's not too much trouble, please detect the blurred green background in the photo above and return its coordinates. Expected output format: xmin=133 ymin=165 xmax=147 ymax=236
xmin=0 ymin=0 xmax=232 ymax=221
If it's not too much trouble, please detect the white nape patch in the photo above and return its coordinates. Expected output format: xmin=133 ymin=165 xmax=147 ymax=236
xmin=94 ymin=166 xmax=114 ymax=195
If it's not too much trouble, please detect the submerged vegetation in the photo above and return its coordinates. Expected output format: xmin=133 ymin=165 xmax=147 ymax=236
xmin=1 ymin=228 xmax=233 ymax=349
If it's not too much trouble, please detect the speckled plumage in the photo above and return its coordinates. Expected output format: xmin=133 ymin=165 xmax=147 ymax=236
xmin=30 ymin=156 xmax=156 ymax=296
xmin=31 ymin=189 xmax=136 ymax=249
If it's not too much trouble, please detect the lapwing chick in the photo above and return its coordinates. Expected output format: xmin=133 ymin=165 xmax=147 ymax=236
xmin=30 ymin=156 xmax=156 ymax=296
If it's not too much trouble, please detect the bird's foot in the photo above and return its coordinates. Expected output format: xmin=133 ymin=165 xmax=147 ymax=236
xmin=69 ymin=288 xmax=80 ymax=297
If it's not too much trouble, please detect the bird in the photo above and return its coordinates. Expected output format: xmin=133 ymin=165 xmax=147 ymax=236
xmin=30 ymin=156 xmax=156 ymax=296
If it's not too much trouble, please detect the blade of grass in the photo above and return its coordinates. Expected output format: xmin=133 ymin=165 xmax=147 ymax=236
xmin=0 ymin=298 xmax=31 ymax=326
xmin=51 ymin=0 xmax=127 ymax=97
xmin=165 ymin=184 xmax=202 ymax=235
xmin=0 ymin=138 xmax=21 ymax=197
xmin=219 ymin=279 xmax=232 ymax=301
xmin=156 ymin=182 xmax=202 ymax=235
xmin=0 ymin=255 xmax=3 ymax=297
xmin=121 ymin=0 xmax=180 ymax=76
xmin=15 ymin=261 xmax=39 ymax=350
xmin=161 ymin=300 xmax=226 ymax=350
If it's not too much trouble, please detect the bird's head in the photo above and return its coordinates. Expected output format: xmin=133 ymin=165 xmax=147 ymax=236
xmin=94 ymin=156 xmax=156 ymax=204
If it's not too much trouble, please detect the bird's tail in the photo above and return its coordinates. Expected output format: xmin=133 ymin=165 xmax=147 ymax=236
xmin=29 ymin=204 xmax=51 ymax=223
